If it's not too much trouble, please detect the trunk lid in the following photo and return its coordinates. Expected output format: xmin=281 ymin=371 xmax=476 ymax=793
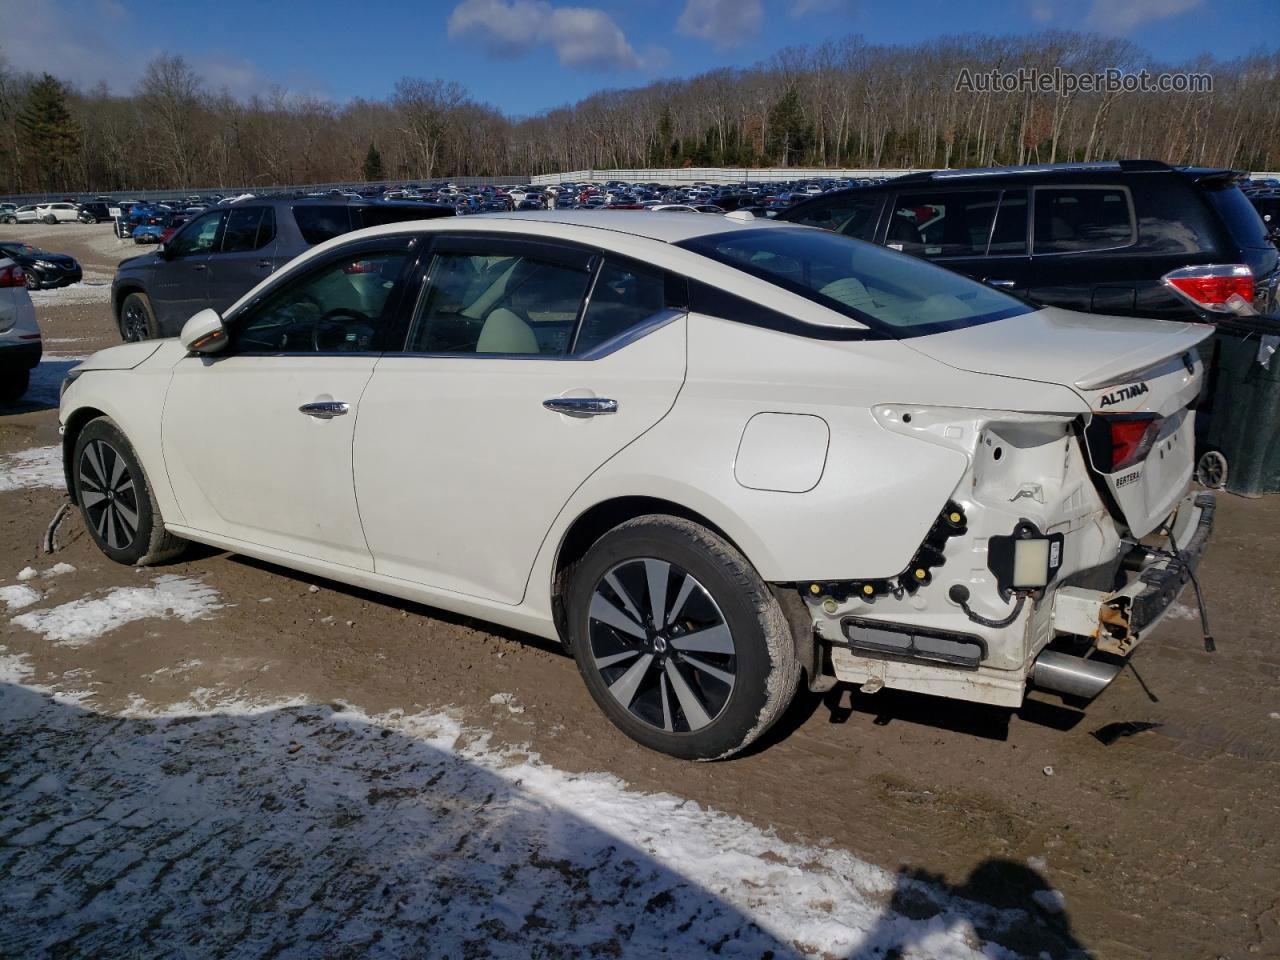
xmin=906 ymin=306 xmax=1213 ymax=537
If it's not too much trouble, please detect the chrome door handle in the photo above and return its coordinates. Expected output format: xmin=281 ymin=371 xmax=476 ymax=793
xmin=986 ymin=278 xmax=1015 ymax=288
xmin=543 ymin=396 xmax=618 ymax=417
xmin=299 ymin=401 xmax=349 ymax=419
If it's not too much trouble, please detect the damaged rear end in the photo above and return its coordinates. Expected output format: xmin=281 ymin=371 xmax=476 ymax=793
xmin=806 ymin=309 xmax=1216 ymax=708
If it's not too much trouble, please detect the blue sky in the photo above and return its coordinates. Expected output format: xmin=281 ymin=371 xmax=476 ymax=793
xmin=3 ymin=0 xmax=1276 ymax=115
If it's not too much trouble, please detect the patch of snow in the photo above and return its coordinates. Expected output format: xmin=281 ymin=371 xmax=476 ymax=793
xmin=0 ymin=584 xmax=41 ymax=610
xmin=29 ymin=281 xmax=110 ymax=305
xmin=11 ymin=575 xmax=222 ymax=647
xmin=17 ymin=566 xmax=37 ymax=581
xmin=1166 ymin=603 xmax=1199 ymax=621
xmin=489 ymin=691 xmax=526 ymax=714
xmin=1031 ymin=889 xmax=1066 ymax=915
xmin=0 ymin=646 xmax=33 ymax=683
xmin=44 ymin=562 xmax=76 ymax=577
xmin=0 ymin=681 xmax=1045 ymax=959
xmin=0 ymin=446 xmax=64 ymax=492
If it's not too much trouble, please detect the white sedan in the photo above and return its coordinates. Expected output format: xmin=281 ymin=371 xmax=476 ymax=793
xmin=59 ymin=211 xmax=1214 ymax=759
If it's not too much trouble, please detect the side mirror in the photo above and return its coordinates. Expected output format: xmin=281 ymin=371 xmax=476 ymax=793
xmin=180 ymin=308 xmax=227 ymax=354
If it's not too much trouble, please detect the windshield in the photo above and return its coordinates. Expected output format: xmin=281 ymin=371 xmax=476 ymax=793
xmin=678 ymin=226 xmax=1030 ymax=336
xmin=1 ymin=243 xmax=38 ymax=256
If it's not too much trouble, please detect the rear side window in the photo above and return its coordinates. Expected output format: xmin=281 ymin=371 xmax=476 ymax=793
xmin=886 ymin=191 xmax=998 ymax=258
xmin=292 ymin=205 xmax=354 ymax=245
xmin=988 ymin=190 xmax=1028 ymax=254
xmin=573 ymin=259 xmax=668 ymax=354
xmin=785 ymin=194 xmax=882 ymax=240
xmin=1033 ymin=187 xmax=1135 ymax=253
xmin=1204 ymin=183 xmax=1272 ymax=250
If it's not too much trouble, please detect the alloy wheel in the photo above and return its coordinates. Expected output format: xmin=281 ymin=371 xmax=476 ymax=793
xmin=79 ymin=440 xmax=140 ymax=550
xmin=121 ymin=302 xmax=148 ymax=341
xmin=587 ymin=558 xmax=736 ymax=733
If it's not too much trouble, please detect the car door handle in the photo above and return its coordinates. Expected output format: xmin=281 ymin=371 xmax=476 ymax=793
xmin=299 ymin=401 xmax=349 ymax=419
xmin=985 ymin=278 xmax=1015 ymax=288
xmin=256 ymin=259 xmax=273 ymax=268
xmin=543 ymin=396 xmax=618 ymax=417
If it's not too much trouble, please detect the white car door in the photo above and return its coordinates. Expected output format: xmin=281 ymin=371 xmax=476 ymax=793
xmin=354 ymin=236 xmax=687 ymax=605
xmin=162 ymin=240 xmax=415 ymax=569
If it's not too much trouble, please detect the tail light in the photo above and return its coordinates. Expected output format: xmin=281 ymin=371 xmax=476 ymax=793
xmin=343 ymin=260 xmax=378 ymax=275
xmin=0 ymin=264 xmax=26 ymax=287
xmin=1086 ymin=414 xmax=1161 ymax=472
xmin=1162 ymin=264 xmax=1254 ymax=316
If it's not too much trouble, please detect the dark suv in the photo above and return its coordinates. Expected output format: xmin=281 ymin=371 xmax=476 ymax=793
xmin=779 ymin=160 xmax=1279 ymax=322
xmin=112 ymin=198 xmax=453 ymax=340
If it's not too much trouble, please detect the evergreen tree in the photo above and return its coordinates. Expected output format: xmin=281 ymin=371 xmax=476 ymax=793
xmin=650 ymin=106 xmax=674 ymax=166
xmin=18 ymin=74 xmax=80 ymax=191
xmin=363 ymin=141 xmax=385 ymax=181
xmin=766 ymin=86 xmax=808 ymax=167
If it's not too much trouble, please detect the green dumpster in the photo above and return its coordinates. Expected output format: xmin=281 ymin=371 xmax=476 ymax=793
xmin=1197 ymin=327 xmax=1280 ymax=497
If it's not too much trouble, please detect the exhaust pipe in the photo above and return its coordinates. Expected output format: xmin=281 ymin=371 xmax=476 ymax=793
xmin=1031 ymin=650 xmax=1121 ymax=700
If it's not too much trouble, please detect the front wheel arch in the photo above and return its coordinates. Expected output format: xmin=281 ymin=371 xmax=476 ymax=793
xmin=61 ymin=405 xmax=109 ymax=505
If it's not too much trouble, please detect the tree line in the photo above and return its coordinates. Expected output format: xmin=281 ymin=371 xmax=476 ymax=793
xmin=1 ymin=31 xmax=1278 ymax=196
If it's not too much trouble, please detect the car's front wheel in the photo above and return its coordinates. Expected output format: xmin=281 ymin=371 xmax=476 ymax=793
xmin=72 ymin=417 xmax=185 ymax=566
xmin=567 ymin=515 xmax=800 ymax=760
xmin=24 ymin=270 xmax=40 ymax=291
xmin=118 ymin=291 xmax=159 ymax=341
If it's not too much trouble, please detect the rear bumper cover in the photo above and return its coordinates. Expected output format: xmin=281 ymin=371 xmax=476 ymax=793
xmin=0 ymin=340 xmax=42 ymax=370
xmin=1129 ymin=492 xmax=1215 ymax=634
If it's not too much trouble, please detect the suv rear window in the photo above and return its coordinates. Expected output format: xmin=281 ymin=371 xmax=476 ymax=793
xmin=1204 ymin=183 xmax=1272 ymax=249
xmin=1033 ymin=187 xmax=1134 ymax=253
xmin=292 ymin=205 xmax=354 ymax=245
xmin=679 ymin=226 xmax=1029 ymax=336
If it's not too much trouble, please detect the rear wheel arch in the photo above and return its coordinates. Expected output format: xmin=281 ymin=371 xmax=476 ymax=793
xmin=549 ymin=496 xmax=813 ymax=671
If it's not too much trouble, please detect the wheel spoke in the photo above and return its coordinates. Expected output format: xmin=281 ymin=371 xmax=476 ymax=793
xmin=666 ymin=573 xmax=697 ymax=626
xmin=664 ymin=660 xmax=712 ymax=730
xmin=103 ymin=506 xmax=121 ymax=549
xmin=108 ymin=447 xmax=127 ymax=488
xmin=644 ymin=559 xmax=669 ymax=628
xmin=669 ymin=623 xmax=734 ymax=655
xmin=594 ymin=649 xmax=640 ymax=670
xmin=81 ymin=490 xmax=107 ymax=508
xmin=680 ymin=654 xmax=736 ymax=687
xmin=87 ymin=443 xmax=109 ymax=491
xmin=590 ymin=593 xmax=647 ymax=640
xmin=659 ymin=672 xmax=674 ymax=732
xmin=603 ymin=571 xmax=644 ymax=625
xmin=607 ymin=653 xmax=655 ymax=709
xmin=113 ymin=498 xmax=139 ymax=537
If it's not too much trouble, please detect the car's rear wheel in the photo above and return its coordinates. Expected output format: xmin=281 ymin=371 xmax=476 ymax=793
xmin=24 ymin=270 xmax=39 ymax=291
xmin=119 ymin=291 xmax=159 ymax=341
xmin=567 ymin=515 xmax=800 ymax=760
xmin=73 ymin=417 xmax=185 ymax=566
xmin=42 ymin=214 xmax=56 ymax=225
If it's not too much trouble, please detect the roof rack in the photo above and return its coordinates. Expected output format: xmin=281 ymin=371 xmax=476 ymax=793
xmin=930 ymin=160 xmax=1172 ymax=179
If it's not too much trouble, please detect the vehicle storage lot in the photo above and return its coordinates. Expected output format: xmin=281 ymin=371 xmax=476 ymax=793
xmin=2 ymin=224 xmax=1278 ymax=959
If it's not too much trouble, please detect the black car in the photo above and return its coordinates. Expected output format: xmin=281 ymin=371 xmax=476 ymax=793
xmin=0 ymin=241 xmax=83 ymax=290
xmin=77 ymin=201 xmax=112 ymax=223
xmin=112 ymin=198 xmax=454 ymax=340
xmin=779 ymin=160 xmax=1280 ymax=322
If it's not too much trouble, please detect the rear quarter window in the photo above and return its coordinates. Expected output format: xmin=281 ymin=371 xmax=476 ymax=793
xmin=292 ymin=205 xmax=354 ymax=245
xmin=1204 ymin=183 xmax=1273 ymax=250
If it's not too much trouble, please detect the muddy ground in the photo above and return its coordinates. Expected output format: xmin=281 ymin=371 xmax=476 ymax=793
xmin=1 ymin=223 xmax=1277 ymax=959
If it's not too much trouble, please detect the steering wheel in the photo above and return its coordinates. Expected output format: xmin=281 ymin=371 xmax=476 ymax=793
xmin=313 ymin=307 xmax=374 ymax=352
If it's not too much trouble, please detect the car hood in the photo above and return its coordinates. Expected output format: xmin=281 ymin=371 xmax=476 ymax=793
xmin=74 ymin=340 xmax=164 ymax=372
xmin=902 ymin=306 xmax=1213 ymax=402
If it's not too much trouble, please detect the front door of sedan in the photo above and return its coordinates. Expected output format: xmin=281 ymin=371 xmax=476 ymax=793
xmin=161 ymin=240 xmax=415 ymax=569
xmin=354 ymin=238 xmax=688 ymax=605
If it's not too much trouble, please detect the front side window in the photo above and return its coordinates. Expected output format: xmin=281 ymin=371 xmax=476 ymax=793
xmin=886 ymin=191 xmax=999 ymax=258
xmin=168 ymin=211 xmax=225 ymax=257
xmin=220 ymin=207 xmax=268 ymax=253
xmin=408 ymin=248 xmax=591 ymax=356
xmin=679 ymin=227 xmax=1029 ymax=336
xmin=785 ymin=194 xmax=882 ymax=240
xmin=1033 ymin=187 xmax=1135 ymax=253
xmin=230 ymin=250 xmax=407 ymax=354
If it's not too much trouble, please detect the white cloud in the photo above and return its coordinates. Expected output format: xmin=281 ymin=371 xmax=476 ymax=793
xmin=676 ymin=0 xmax=763 ymax=49
xmin=1085 ymin=0 xmax=1202 ymax=33
xmin=789 ymin=0 xmax=852 ymax=16
xmin=447 ymin=0 xmax=645 ymax=70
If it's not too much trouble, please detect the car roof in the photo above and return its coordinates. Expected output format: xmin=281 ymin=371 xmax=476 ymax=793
xmin=369 ymin=209 xmax=792 ymax=244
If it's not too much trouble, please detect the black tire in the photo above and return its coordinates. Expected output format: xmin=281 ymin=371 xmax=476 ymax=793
xmin=43 ymin=214 xmax=57 ymax=225
xmin=118 ymin=291 xmax=160 ymax=341
xmin=0 ymin=366 xmax=29 ymax=404
xmin=24 ymin=269 xmax=40 ymax=291
xmin=72 ymin=417 xmax=186 ymax=566
xmin=566 ymin=515 xmax=800 ymax=760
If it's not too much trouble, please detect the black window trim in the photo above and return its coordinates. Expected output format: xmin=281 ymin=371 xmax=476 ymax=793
xmin=213 ymin=235 xmax=420 ymax=359
xmin=1030 ymin=183 xmax=1138 ymax=257
xmin=394 ymin=232 xmax=689 ymax=362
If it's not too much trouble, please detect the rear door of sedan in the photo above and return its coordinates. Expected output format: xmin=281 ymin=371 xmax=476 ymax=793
xmin=353 ymin=232 xmax=688 ymax=605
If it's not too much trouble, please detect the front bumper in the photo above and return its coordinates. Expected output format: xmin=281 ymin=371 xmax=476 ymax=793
xmin=1051 ymin=492 xmax=1215 ymax=656
xmin=33 ymin=265 xmax=82 ymax=287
